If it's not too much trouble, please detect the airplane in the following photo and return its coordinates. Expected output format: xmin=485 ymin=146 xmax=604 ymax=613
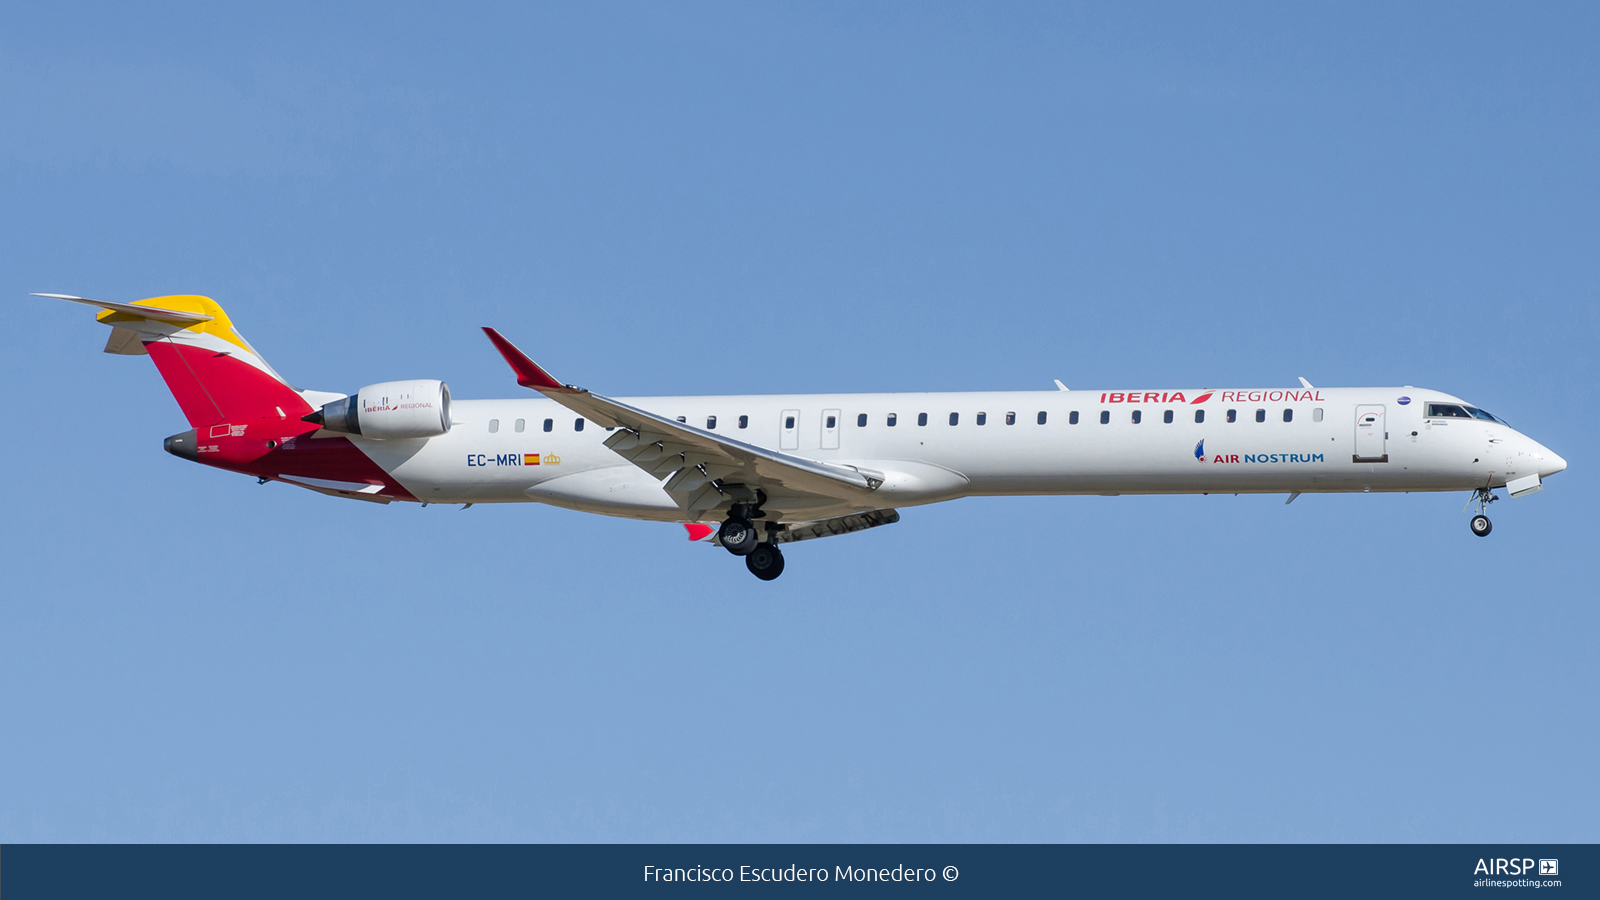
xmin=34 ymin=292 xmax=1568 ymax=581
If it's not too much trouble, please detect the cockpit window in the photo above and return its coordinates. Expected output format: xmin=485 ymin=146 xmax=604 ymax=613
xmin=1426 ymin=403 xmax=1472 ymax=419
xmin=1464 ymin=406 xmax=1504 ymax=423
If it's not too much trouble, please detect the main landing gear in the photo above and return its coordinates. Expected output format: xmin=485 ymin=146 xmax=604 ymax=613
xmin=1466 ymin=486 xmax=1498 ymax=538
xmin=716 ymin=518 xmax=759 ymax=555
xmin=744 ymin=542 xmax=785 ymax=581
xmin=717 ymin=503 xmax=786 ymax=581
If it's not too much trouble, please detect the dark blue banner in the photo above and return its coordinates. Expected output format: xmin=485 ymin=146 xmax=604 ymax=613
xmin=3 ymin=844 xmax=1592 ymax=898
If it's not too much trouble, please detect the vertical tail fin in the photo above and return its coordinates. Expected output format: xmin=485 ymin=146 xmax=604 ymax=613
xmin=39 ymin=293 xmax=312 ymax=427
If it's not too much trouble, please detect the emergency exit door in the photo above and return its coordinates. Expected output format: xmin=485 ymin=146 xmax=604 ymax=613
xmin=780 ymin=409 xmax=800 ymax=450
xmin=821 ymin=408 xmax=840 ymax=450
xmin=1354 ymin=405 xmax=1387 ymax=462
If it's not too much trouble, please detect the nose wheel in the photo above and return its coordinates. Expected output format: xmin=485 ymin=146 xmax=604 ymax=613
xmin=1465 ymin=485 xmax=1498 ymax=537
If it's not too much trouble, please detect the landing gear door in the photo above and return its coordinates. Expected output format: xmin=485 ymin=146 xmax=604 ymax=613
xmin=821 ymin=408 xmax=840 ymax=450
xmin=1354 ymin=405 xmax=1387 ymax=462
xmin=780 ymin=409 xmax=800 ymax=450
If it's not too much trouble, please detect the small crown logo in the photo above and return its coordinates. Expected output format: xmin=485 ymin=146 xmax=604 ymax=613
xmin=542 ymin=454 xmax=561 ymax=465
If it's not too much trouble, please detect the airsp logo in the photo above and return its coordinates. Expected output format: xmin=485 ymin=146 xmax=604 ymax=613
xmin=1474 ymin=858 xmax=1550 ymax=876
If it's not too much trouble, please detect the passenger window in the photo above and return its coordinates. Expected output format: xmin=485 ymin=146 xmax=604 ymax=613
xmin=785 ymin=416 xmax=795 ymax=429
xmin=1312 ymin=408 xmax=1324 ymax=422
xmin=1194 ymin=409 xmax=1205 ymax=423
xmin=677 ymin=416 xmax=686 ymax=423
xmin=1282 ymin=409 xmax=1293 ymax=423
xmin=515 ymin=418 xmax=525 ymax=433
xmin=976 ymin=412 xmax=987 ymax=426
xmin=1069 ymin=411 xmax=1079 ymax=425
xmin=857 ymin=413 xmax=867 ymax=427
xmin=1131 ymin=410 xmax=1142 ymax=424
xmin=1427 ymin=403 xmax=1472 ymax=418
xmin=738 ymin=415 xmax=748 ymax=429
xmin=1037 ymin=411 xmax=1047 ymax=425
xmin=1255 ymin=409 xmax=1265 ymax=423
xmin=489 ymin=418 xmax=499 ymax=433
xmin=826 ymin=415 xmax=837 ymax=429
xmin=918 ymin=413 xmax=928 ymax=426
xmin=1163 ymin=409 xmax=1173 ymax=424
xmin=575 ymin=418 xmax=585 ymax=431
xmin=1099 ymin=410 xmax=1110 ymax=424
xmin=707 ymin=416 xmax=717 ymax=429
xmin=949 ymin=412 xmax=959 ymax=426
xmin=1226 ymin=409 xmax=1237 ymax=423
xmin=887 ymin=413 xmax=897 ymax=427
xmin=1006 ymin=411 xmax=1016 ymax=425
xmin=543 ymin=418 xmax=553 ymax=432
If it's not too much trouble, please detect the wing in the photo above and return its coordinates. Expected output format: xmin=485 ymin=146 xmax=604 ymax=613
xmin=481 ymin=327 xmax=886 ymax=515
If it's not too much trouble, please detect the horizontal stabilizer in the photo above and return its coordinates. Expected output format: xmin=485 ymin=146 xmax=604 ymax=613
xmin=36 ymin=292 xmax=311 ymax=428
xmin=31 ymin=293 xmax=214 ymax=326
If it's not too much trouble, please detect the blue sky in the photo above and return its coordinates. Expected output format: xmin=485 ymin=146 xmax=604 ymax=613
xmin=1 ymin=2 xmax=1595 ymax=841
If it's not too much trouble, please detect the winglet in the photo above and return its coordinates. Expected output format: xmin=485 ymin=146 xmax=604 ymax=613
xmin=684 ymin=523 xmax=716 ymax=542
xmin=480 ymin=327 xmax=577 ymax=392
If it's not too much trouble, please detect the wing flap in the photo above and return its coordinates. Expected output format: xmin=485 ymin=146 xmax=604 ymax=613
xmin=772 ymin=509 xmax=901 ymax=544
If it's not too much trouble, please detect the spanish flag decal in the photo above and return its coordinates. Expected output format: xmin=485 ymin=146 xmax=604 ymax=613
xmin=524 ymin=453 xmax=540 ymax=465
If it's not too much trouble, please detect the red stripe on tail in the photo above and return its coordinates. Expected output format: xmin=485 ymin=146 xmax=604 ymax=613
xmin=144 ymin=340 xmax=312 ymax=427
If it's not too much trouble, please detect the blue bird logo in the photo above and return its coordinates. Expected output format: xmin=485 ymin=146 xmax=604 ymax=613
xmin=1194 ymin=439 xmax=1205 ymax=462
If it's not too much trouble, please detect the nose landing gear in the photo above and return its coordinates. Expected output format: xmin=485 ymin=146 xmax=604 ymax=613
xmin=1465 ymin=485 xmax=1498 ymax=537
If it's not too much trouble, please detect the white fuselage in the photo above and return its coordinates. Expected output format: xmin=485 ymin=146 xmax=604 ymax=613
xmin=348 ymin=386 xmax=1566 ymax=523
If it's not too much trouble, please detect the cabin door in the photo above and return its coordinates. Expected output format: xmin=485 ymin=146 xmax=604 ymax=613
xmin=1354 ymin=405 xmax=1387 ymax=462
xmin=780 ymin=409 xmax=800 ymax=450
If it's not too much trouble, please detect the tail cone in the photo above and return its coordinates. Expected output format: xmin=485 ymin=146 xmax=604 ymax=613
xmin=163 ymin=429 xmax=200 ymax=462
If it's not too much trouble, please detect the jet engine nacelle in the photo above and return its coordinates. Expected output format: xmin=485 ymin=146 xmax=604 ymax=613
xmin=311 ymin=379 xmax=452 ymax=439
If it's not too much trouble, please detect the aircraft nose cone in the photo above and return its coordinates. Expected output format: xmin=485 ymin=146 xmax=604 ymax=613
xmin=1540 ymin=450 xmax=1567 ymax=477
xmin=164 ymin=429 xmax=200 ymax=462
